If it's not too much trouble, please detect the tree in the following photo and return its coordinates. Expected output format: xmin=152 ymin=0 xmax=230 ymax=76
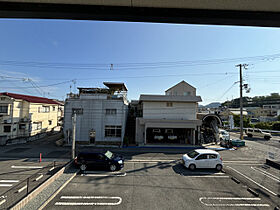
xmin=233 ymin=115 xmax=250 ymax=128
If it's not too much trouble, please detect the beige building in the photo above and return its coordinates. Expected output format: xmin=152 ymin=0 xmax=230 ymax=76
xmin=0 ymin=92 xmax=62 ymax=145
xmin=135 ymin=81 xmax=202 ymax=145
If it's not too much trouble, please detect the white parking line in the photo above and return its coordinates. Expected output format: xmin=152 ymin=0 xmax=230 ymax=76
xmin=199 ymin=197 xmax=270 ymax=207
xmin=17 ymin=185 xmax=27 ymax=193
xmin=35 ymin=174 xmax=44 ymax=181
xmin=11 ymin=165 xmax=43 ymax=169
xmin=55 ymin=196 xmax=122 ymax=206
xmin=0 ymin=199 xmax=6 ymax=206
xmin=189 ymin=176 xmax=229 ymax=178
xmin=0 ymin=184 xmax=13 ymax=187
xmin=126 ymin=159 xmax=176 ymax=163
xmin=81 ymin=172 xmax=126 ymax=177
xmin=227 ymin=166 xmax=277 ymax=196
xmin=251 ymin=167 xmax=280 ymax=182
xmin=0 ymin=180 xmax=19 ymax=183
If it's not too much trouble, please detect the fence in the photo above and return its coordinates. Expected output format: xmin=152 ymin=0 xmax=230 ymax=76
xmin=0 ymin=162 xmax=64 ymax=209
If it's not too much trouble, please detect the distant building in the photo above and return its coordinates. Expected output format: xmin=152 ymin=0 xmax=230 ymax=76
xmin=64 ymin=82 xmax=128 ymax=146
xmin=135 ymin=81 xmax=202 ymax=145
xmin=0 ymin=92 xmax=61 ymax=144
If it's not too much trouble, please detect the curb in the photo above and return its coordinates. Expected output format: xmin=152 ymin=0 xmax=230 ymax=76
xmin=247 ymin=188 xmax=259 ymax=197
xmin=11 ymin=160 xmax=73 ymax=210
xmin=231 ymin=177 xmax=240 ymax=184
xmin=38 ymin=169 xmax=79 ymax=210
xmin=266 ymin=159 xmax=280 ymax=170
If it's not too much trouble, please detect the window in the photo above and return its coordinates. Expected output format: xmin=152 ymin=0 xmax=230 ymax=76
xmin=165 ymin=129 xmax=173 ymax=134
xmin=32 ymin=122 xmax=42 ymax=131
xmin=187 ymin=150 xmax=199 ymax=158
xmin=196 ymin=154 xmax=208 ymax=160
xmin=0 ymin=97 xmax=5 ymax=101
xmin=105 ymin=125 xmax=122 ymax=137
xmin=72 ymin=108 xmax=83 ymax=115
xmin=39 ymin=106 xmax=50 ymax=113
xmin=106 ymin=109 xmax=117 ymax=115
xmin=53 ymin=106 xmax=56 ymax=111
xmin=0 ymin=105 xmax=8 ymax=113
xmin=4 ymin=125 xmax=11 ymax=132
xmin=209 ymin=154 xmax=217 ymax=159
xmin=48 ymin=120 xmax=52 ymax=125
xmin=166 ymin=102 xmax=173 ymax=107
xmin=19 ymin=124 xmax=26 ymax=129
xmin=183 ymin=91 xmax=191 ymax=96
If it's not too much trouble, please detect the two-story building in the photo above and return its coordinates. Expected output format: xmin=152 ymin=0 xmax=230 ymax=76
xmin=135 ymin=81 xmax=202 ymax=145
xmin=0 ymin=92 xmax=61 ymax=144
xmin=63 ymin=82 xmax=128 ymax=146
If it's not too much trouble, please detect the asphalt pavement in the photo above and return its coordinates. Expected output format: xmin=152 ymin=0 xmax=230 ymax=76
xmin=44 ymin=160 xmax=277 ymax=210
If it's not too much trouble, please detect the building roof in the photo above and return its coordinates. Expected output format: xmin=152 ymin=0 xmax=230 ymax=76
xmin=0 ymin=92 xmax=60 ymax=105
xmin=165 ymin=80 xmax=196 ymax=93
xmin=103 ymin=82 xmax=127 ymax=91
xmin=139 ymin=94 xmax=202 ymax=102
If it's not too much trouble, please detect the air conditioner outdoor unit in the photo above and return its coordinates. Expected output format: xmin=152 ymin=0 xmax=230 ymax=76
xmin=4 ymin=119 xmax=12 ymax=124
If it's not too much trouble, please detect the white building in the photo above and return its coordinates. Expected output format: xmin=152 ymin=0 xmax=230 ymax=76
xmin=135 ymin=81 xmax=202 ymax=145
xmin=64 ymin=82 xmax=128 ymax=146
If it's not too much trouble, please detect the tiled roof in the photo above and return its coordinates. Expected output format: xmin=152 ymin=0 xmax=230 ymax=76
xmin=0 ymin=92 xmax=60 ymax=105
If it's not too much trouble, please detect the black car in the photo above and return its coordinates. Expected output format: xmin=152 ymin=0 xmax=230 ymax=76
xmin=74 ymin=150 xmax=124 ymax=172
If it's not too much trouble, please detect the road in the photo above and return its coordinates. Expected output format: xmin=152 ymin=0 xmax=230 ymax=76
xmin=0 ymin=132 xmax=279 ymax=209
xmin=230 ymin=131 xmax=280 ymax=149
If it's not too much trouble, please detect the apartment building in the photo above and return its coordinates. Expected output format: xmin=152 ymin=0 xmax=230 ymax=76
xmin=63 ymin=82 xmax=128 ymax=146
xmin=0 ymin=92 xmax=61 ymax=144
xmin=135 ymin=81 xmax=202 ymax=145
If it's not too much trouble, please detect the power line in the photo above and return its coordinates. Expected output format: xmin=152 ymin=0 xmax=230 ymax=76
xmin=1 ymin=52 xmax=280 ymax=70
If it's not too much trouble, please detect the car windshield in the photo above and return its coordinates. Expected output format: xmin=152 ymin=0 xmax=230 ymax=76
xmin=187 ymin=150 xmax=199 ymax=158
xmin=104 ymin=151 xmax=114 ymax=159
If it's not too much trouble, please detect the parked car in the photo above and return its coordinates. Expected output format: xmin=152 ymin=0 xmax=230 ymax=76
xmin=74 ymin=150 xmax=124 ymax=172
xmin=245 ymin=128 xmax=272 ymax=140
xmin=182 ymin=149 xmax=223 ymax=171
xmin=219 ymin=129 xmax=230 ymax=141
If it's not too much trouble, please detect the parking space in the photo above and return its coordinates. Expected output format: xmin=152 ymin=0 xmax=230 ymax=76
xmin=226 ymin=164 xmax=280 ymax=197
xmin=44 ymin=161 xmax=271 ymax=210
xmin=0 ymin=158 xmax=67 ymax=209
xmin=0 ymin=158 xmax=52 ymax=194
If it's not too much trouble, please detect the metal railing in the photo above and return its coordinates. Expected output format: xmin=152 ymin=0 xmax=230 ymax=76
xmin=0 ymin=162 xmax=64 ymax=209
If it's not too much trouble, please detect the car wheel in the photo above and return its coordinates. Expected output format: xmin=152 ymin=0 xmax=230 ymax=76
xmin=264 ymin=136 xmax=270 ymax=140
xmin=216 ymin=164 xmax=222 ymax=171
xmin=248 ymin=134 xmax=253 ymax=138
xmin=80 ymin=164 xmax=87 ymax=171
xmin=189 ymin=164 xmax=196 ymax=171
xmin=109 ymin=164 xmax=117 ymax=172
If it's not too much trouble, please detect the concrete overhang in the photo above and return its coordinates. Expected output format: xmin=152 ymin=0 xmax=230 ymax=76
xmin=2 ymin=0 xmax=280 ymax=27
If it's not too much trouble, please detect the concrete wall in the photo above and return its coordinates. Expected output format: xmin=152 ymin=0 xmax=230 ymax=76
xmin=64 ymin=97 xmax=128 ymax=144
xmin=143 ymin=101 xmax=197 ymax=120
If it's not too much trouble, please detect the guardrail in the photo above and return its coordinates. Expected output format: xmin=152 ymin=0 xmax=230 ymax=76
xmin=0 ymin=162 xmax=63 ymax=209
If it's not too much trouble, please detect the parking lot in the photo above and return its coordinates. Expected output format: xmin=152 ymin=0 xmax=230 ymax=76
xmin=0 ymin=158 xmax=66 ymax=209
xmin=44 ymin=160 xmax=277 ymax=210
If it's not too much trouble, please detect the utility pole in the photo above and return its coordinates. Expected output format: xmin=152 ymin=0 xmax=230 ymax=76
xmin=236 ymin=64 xmax=248 ymax=140
xmin=72 ymin=111 xmax=77 ymax=160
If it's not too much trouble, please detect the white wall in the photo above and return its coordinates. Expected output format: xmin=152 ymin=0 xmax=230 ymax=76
xmin=64 ymin=97 xmax=128 ymax=143
xmin=143 ymin=101 xmax=197 ymax=120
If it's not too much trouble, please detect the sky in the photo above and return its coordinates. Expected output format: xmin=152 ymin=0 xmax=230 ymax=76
xmin=0 ymin=19 xmax=280 ymax=105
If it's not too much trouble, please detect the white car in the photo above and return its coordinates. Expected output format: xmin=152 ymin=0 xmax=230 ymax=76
xmin=182 ymin=149 xmax=223 ymax=171
xmin=219 ymin=129 xmax=230 ymax=141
